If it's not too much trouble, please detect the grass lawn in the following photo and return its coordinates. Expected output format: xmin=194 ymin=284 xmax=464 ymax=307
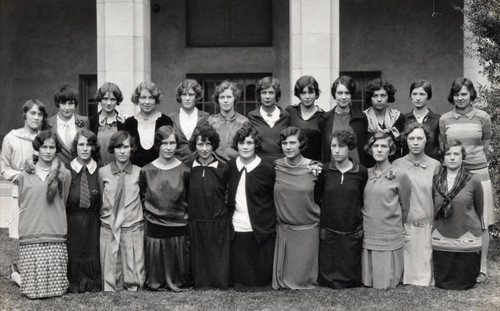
xmin=1 ymin=228 xmax=499 ymax=311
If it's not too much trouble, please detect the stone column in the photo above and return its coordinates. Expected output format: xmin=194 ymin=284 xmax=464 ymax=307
xmin=290 ymin=0 xmax=339 ymax=111
xmin=97 ymin=0 xmax=151 ymax=115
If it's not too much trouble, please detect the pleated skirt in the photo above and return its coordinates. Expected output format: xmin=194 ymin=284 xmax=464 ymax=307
xmin=318 ymin=228 xmax=363 ymax=289
xmin=230 ymin=231 xmax=275 ymax=287
xmin=145 ymin=223 xmax=192 ymax=291
xmin=19 ymin=242 xmax=69 ymax=299
xmin=362 ymin=247 xmax=404 ymax=289
xmin=433 ymin=250 xmax=480 ymax=290
xmin=272 ymin=224 xmax=319 ymax=290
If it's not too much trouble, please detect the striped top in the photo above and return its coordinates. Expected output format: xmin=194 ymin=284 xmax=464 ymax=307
xmin=439 ymin=107 xmax=491 ymax=170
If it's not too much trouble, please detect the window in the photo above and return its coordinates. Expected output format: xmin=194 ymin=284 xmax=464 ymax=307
xmin=186 ymin=0 xmax=272 ymax=47
xmin=186 ymin=73 xmax=271 ymax=116
xmin=339 ymin=71 xmax=381 ymax=111
xmin=79 ymin=74 xmax=98 ymax=117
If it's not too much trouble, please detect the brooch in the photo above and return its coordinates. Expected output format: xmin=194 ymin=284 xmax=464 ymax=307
xmin=385 ymin=170 xmax=397 ymax=180
xmin=75 ymin=119 xmax=86 ymax=128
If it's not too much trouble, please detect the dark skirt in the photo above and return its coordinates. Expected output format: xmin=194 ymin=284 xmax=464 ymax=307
xmin=230 ymin=232 xmax=275 ymax=287
xmin=19 ymin=242 xmax=69 ymax=299
xmin=433 ymin=250 xmax=480 ymax=290
xmin=67 ymin=213 xmax=101 ymax=293
xmin=190 ymin=219 xmax=230 ymax=289
xmin=318 ymin=227 xmax=363 ymax=289
xmin=145 ymin=222 xmax=192 ymax=291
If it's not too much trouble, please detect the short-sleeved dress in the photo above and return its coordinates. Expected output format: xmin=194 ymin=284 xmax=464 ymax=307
xmin=139 ymin=161 xmax=192 ymax=291
xmin=66 ymin=159 xmax=102 ymax=292
xmin=272 ymin=158 xmax=320 ymax=290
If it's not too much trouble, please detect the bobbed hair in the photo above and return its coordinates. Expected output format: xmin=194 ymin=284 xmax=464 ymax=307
xmin=447 ymin=77 xmax=477 ymax=104
xmin=294 ymin=75 xmax=321 ymax=100
xmin=71 ymin=129 xmax=101 ymax=161
xmin=107 ymin=131 xmax=137 ymax=154
xmin=54 ymin=84 xmax=78 ymax=107
xmin=188 ymin=124 xmax=220 ymax=152
xmin=96 ymin=82 xmax=124 ymax=105
xmin=409 ymin=79 xmax=432 ymax=100
xmin=22 ymin=99 xmax=48 ymax=122
xmin=131 ymin=81 xmax=163 ymax=105
xmin=443 ymin=139 xmax=466 ymax=160
xmin=33 ymin=131 xmax=61 ymax=154
xmin=402 ymin=122 xmax=430 ymax=149
xmin=212 ymin=80 xmax=241 ymax=106
xmin=232 ymin=123 xmax=263 ymax=152
xmin=256 ymin=76 xmax=281 ymax=103
xmin=364 ymin=132 xmax=396 ymax=157
xmin=277 ymin=126 xmax=307 ymax=153
xmin=364 ymin=78 xmax=396 ymax=104
xmin=329 ymin=130 xmax=357 ymax=151
xmin=154 ymin=125 xmax=180 ymax=150
xmin=331 ymin=76 xmax=356 ymax=99
xmin=176 ymin=79 xmax=203 ymax=104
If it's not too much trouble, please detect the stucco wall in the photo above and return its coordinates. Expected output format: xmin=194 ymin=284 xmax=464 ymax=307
xmin=0 ymin=0 xmax=97 ymax=138
xmin=150 ymin=0 xmax=290 ymax=114
xmin=340 ymin=0 xmax=464 ymax=114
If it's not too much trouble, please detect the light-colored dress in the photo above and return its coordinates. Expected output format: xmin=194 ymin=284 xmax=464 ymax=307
xmin=393 ymin=155 xmax=440 ymax=286
xmin=362 ymin=164 xmax=411 ymax=289
xmin=0 ymin=128 xmax=37 ymax=238
xmin=272 ymin=158 xmax=319 ymax=290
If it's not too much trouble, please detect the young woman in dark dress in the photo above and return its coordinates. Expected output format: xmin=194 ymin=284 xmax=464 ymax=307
xmin=227 ymin=125 xmax=276 ymax=287
xmin=188 ymin=124 xmax=230 ymax=289
xmin=66 ymin=129 xmax=102 ymax=292
xmin=316 ymin=130 xmax=368 ymax=289
xmin=139 ymin=125 xmax=192 ymax=291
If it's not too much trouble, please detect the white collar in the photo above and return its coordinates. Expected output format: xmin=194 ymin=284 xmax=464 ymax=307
xmin=57 ymin=113 xmax=75 ymax=125
xmin=192 ymin=158 xmax=219 ymax=168
xmin=179 ymin=107 xmax=198 ymax=118
xmin=259 ymin=106 xmax=279 ymax=119
xmin=70 ymin=158 xmax=97 ymax=174
xmin=236 ymin=156 xmax=261 ymax=173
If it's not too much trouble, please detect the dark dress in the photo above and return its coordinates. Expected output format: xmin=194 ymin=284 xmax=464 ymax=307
xmin=286 ymin=105 xmax=324 ymax=161
xmin=66 ymin=162 xmax=102 ymax=293
xmin=119 ymin=114 xmax=173 ymax=167
xmin=139 ymin=162 xmax=192 ymax=291
xmin=315 ymin=162 xmax=368 ymax=289
xmin=188 ymin=156 xmax=230 ymax=289
xmin=227 ymin=158 xmax=276 ymax=286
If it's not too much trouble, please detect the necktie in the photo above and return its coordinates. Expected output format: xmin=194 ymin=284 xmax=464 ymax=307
xmin=111 ymin=170 xmax=126 ymax=255
xmin=79 ymin=166 xmax=91 ymax=208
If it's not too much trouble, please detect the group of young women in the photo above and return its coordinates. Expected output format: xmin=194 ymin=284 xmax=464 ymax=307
xmin=0 ymin=75 xmax=494 ymax=299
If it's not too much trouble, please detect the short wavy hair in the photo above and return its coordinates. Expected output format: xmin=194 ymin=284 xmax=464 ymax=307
xmin=232 ymin=124 xmax=263 ymax=152
xmin=447 ymin=77 xmax=477 ymax=104
xmin=331 ymin=76 xmax=356 ymax=99
xmin=96 ymin=82 xmax=123 ymax=105
xmin=107 ymin=131 xmax=137 ymax=154
xmin=22 ymin=99 xmax=48 ymax=122
xmin=131 ymin=81 xmax=163 ymax=105
xmin=71 ymin=129 xmax=101 ymax=161
xmin=176 ymin=79 xmax=203 ymax=104
xmin=364 ymin=132 xmax=396 ymax=157
xmin=256 ymin=76 xmax=281 ymax=103
xmin=443 ymin=139 xmax=466 ymax=160
xmin=54 ymin=84 xmax=78 ymax=107
xmin=33 ymin=131 xmax=61 ymax=154
xmin=402 ymin=122 xmax=430 ymax=149
xmin=294 ymin=75 xmax=321 ymax=100
xmin=409 ymin=79 xmax=432 ymax=100
xmin=277 ymin=126 xmax=307 ymax=153
xmin=364 ymin=78 xmax=396 ymax=104
xmin=188 ymin=124 xmax=220 ymax=152
xmin=212 ymin=80 xmax=241 ymax=107
xmin=154 ymin=125 xmax=180 ymax=151
xmin=329 ymin=130 xmax=357 ymax=151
